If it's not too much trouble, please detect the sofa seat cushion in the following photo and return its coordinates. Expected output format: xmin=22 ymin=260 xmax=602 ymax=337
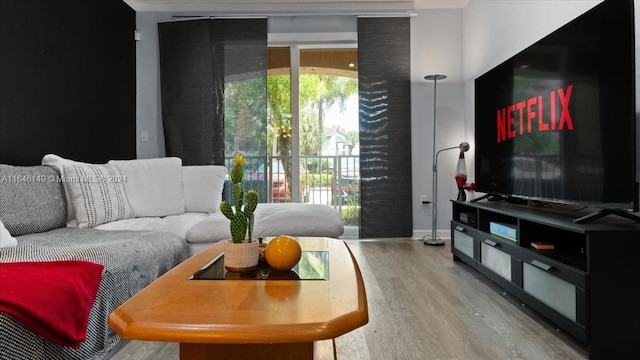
xmin=186 ymin=203 xmax=344 ymax=244
xmin=0 ymin=227 xmax=189 ymax=360
xmin=94 ymin=212 xmax=210 ymax=240
xmin=0 ymin=164 xmax=67 ymax=236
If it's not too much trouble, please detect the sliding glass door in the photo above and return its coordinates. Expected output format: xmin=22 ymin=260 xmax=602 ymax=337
xmin=267 ymin=46 xmax=360 ymax=236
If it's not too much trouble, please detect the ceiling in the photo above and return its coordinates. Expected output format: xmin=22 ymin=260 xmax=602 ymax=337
xmin=123 ymin=0 xmax=470 ymax=13
xmin=269 ymin=48 xmax=359 ymax=78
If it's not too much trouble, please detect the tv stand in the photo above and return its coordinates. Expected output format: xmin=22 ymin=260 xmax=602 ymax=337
xmin=470 ymin=194 xmax=527 ymax=204
xmin=451 ymin=200 xmax=640 ymax=358
xmin=573 ymin=208 xmax=640 ymax=224
xmin=470 ymin=193 xmax=505 ymax=203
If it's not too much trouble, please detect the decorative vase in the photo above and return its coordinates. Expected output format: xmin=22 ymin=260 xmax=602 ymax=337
xmin=264 ymin=235 xmax=302 ymax=271
xmin=223 ymin=240 xmax=260 ymax=272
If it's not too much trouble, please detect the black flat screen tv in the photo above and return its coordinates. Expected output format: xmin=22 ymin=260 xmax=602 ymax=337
xmin=474 ymin=0 xmax=639 ymax=222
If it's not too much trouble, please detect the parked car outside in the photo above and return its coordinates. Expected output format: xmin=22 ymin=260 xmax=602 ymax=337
xmin=255 ymin=159 xmax=309 ymax=202
xmin=271 ymin=172 xmax=289 ymax=202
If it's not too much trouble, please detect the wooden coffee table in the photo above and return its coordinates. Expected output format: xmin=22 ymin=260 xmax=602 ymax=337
xmin=108 ymin=237 xmax=368 ymax=360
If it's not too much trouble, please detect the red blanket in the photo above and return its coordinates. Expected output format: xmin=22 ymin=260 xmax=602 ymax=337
xmin=0 ymin=260 xmax=104 ymax=348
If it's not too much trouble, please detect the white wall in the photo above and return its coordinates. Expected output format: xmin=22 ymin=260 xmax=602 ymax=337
xmin=410 ymin=9 xmax=464 ymax=237
xmin=134 ymin=1 xmax=604 ymax=237
xmin=136 ymin=12 xmax=172 ymax=159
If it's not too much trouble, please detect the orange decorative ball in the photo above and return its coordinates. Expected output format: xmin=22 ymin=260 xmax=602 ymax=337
xmin=264 ymin=235 xmax=302 ymax=271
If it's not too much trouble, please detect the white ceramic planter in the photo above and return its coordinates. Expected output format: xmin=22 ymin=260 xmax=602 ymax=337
xmin=223 ymin=240 xmax=259 ymax=272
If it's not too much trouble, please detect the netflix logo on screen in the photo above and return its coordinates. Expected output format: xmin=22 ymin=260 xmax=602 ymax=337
xmin=496 ymin=84 xmax=574 ymax=144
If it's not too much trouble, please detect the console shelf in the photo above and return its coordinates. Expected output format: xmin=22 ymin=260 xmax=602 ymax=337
xmin=451 ymin=200 xmax=640 ymax=359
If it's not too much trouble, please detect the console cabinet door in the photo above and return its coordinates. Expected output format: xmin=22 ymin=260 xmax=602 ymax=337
xmin=523 ymin=263 xmax=576 ymax=321
xmin=451 ymin=222 xmax=476 ymax=268
xmin=480 ymin=240 xmax=512 ymax=281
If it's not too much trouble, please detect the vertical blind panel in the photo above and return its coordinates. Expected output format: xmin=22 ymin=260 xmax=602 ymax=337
xmin=213 ymin=19 xmax=268 ymax=160
xmin=159 ymin=18 xmax=268 ymax=199
xmin=358 ymin=17 xmax=412 ymax=238
xmin=212 ymin=18 xmax=268 ymax=202
xmin=158 ymin=19 xmax=218 ymax=165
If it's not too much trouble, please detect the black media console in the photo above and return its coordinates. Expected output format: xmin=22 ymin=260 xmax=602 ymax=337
xmin=451 ymin=200 xmax=640 ymax=359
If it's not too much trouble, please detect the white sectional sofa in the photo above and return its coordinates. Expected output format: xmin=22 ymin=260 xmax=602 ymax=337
xmin=42 ymin=154 xmax=345 ymax=255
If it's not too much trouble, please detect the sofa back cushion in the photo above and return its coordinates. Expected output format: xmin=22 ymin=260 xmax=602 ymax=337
xmin=0 ymin=165 xmax=67 ymax=236
xmin=109 ymin=157 xmax=186 ymax=217
xmin=182 ymin=165 xmax=227 ymax=213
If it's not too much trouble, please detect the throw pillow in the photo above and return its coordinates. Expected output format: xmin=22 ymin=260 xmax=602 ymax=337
xmin=62 ymin=163 xmax=136 ymax=228
xmin=108 ymin=157 xmax=186 ymax=217
xmin=41 ymin=154 xmax=88 ymax=224
xmin=182 ymin=165 xmax=227 ymax=213
xmin=0 ymin=219 xmax=17 ymax=248
xmin=0 ymin=164 xmax=67 ymax=235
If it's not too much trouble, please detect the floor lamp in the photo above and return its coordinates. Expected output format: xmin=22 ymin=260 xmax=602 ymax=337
xmin=423 ymin=73 xmax=470 ymax=245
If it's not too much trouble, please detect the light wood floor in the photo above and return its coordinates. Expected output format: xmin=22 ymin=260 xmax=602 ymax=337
xmin=106 ymin=239 xmax=588 ymax=360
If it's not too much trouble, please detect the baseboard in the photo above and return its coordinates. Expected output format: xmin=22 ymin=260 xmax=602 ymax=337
xmin=412 ymin=230 xmax=451 ymax=241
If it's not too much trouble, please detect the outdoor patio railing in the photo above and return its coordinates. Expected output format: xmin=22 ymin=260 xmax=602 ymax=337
xmin=222 ymin=155 xmax=360 ymax=227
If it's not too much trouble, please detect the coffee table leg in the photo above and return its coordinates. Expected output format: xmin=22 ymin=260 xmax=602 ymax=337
xmin=180 ymin=342 xmax=314 ymax=360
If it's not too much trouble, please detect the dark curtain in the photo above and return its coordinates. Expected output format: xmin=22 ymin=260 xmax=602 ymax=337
xmin=0 ymin=0 xmax=135 ymax=165
xmin=358 ymin=17 xmax=412 ymax=238
xmin=158 ymin=18 xmax=267 ymax=167
xmin=158 ymin=19 xmax=220 ymax=165
xmin=214 ymin=19 xmax=268 ymax=202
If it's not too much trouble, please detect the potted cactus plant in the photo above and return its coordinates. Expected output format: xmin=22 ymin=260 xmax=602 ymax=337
xmin=220 ymin=154 xmax=260 ymax=272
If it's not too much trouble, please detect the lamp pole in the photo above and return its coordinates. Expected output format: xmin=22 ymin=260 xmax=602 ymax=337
xmin=424 ymin=74 xmax=447 ymax=245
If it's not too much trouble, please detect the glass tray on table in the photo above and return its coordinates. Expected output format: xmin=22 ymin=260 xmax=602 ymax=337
xmin=189 ymin=251 xmax=329 ymax=281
